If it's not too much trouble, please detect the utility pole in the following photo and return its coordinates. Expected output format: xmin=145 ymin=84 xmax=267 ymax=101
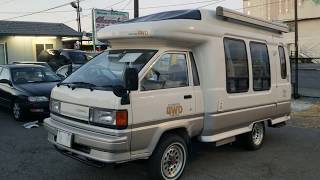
xmin=71 ymin=1 xmax=82 ymax=48
xmin=294 ymin=0 xmax=299 ymax=99
xmin=77 ymin=0 xmax=82 ymax=33
xmin=134 ymin=0 xmax=139 ymax=18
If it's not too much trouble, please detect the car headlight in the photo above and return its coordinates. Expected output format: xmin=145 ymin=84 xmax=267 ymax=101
xmin=28 ymin=96 xmax=49 ymax=102
xmin=50 ymin=99 xmax=61 ymax=114
xmin=90 ymin=109 xmax=128 ymax=129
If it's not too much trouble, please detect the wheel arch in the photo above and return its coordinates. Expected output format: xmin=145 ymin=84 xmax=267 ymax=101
xmin=149 ymin=127 xmax=191 ymax=158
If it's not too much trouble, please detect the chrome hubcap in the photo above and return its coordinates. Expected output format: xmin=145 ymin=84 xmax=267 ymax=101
xmin=252 ymin=123 xmax=264 ymax=145
xmin=161 ymin=143 xmax=186 ymax=180
xmin=13 ymin=103 xmax=20 ymax=119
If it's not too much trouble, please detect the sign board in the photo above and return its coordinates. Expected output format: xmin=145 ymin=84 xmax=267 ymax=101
xmin=92 ymin=9 xmax=129 ymax=49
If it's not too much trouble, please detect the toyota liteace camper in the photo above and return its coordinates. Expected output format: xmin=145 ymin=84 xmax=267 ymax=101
xmin=44 ymin=7 xmax=291 ymax=180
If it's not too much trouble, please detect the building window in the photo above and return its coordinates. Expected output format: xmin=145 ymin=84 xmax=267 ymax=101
xmin=224 ymin=38 xmax=249 ymax=93
xmin=36 ymin=44 xmax=54 ymax=59
xmin=250 ymin=42 xmax=271 ymax=91
xmin=279 ymin=46 xmax=287 ymax=79
xmin=247 ymin=10 xmax=251 ymax=15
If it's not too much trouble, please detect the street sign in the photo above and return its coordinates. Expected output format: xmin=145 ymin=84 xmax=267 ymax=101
xmin=92 ymin=9 xmax=129 ymax=50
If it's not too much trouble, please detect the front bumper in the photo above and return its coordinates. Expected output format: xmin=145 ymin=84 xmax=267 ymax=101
xmin=20 ymin=101 xmax=50 ymax=117
xmin=44 ymin=117 xmax=131 ymax=163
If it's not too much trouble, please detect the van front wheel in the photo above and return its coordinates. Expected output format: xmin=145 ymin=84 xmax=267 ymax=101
xmin=148 ymin=134 xmax=188 ymax=180
xmin=241 ymin=122 xmax=265 ymax=150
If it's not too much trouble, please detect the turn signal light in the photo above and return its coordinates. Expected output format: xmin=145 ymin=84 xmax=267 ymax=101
xmin=116 ymin=110 xmax=128 ymax=129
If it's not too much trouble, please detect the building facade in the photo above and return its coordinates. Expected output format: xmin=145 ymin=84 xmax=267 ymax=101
xmin=243 ymin=0 xmax=320 ymax=57
xmin=0 ymin=21 xmax=81 ymax=65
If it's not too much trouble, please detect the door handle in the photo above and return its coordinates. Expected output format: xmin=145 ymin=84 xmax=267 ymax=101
xmin=184 ymin=95 xmax=192 ymax=99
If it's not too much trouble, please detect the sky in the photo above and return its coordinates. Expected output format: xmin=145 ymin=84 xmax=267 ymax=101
xmin=0 ymin=0 xmax=242 ymax=32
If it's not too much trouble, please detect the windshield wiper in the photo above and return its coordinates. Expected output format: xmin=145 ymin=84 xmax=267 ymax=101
xmin=57 ymin=82 xmax=97 ymax=91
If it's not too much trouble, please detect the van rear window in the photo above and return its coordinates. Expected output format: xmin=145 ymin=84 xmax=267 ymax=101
xmin=224 ymin=38 xmax=249 ymax=93
xmin=278 ymin=46 xmax=287 ymax=79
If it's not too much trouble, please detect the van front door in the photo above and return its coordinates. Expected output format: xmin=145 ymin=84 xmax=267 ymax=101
xmin=130 ymin=52 xmax=195 ymax=155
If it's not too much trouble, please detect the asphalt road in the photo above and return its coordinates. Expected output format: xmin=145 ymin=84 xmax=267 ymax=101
xmin=1 ymin=109 xmax=320 ymax=180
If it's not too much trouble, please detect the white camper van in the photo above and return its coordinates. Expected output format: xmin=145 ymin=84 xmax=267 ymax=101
xmin=44 ymin=7 xmax=291 ymax=180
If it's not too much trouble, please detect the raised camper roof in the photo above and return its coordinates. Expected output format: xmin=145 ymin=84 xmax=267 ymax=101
xmin=125 ymin=10 xmax=202 ymax=23
xmin=97 ymin=7 xmax=289 ymax=44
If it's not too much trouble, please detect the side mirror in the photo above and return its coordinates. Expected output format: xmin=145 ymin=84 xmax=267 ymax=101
xmin=0 ymin=79 xmax=12 ymax=86
xmin=124 ymin=68 xmax=138 ymax=91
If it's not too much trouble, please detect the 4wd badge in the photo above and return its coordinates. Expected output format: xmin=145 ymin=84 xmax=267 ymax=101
xmin=167 ymin=104 xmax=183 ymax=117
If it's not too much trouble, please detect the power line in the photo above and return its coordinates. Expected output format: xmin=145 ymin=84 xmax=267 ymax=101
xmin=103 ymin=0 xmax=129 ymax=9
xmin=1 ymin=0 xmax=85 ymax=21
xmin=197 ymin=0 xmax=227 ymax=9
xmin=63 ymin=0 xmax=129 ymax=24
xmin=63 ymin=0 xmax=220 ymax=24
xmin=121 ymin=0 xmax=220 ymax=10
xmin=120 ymin=0 xmax=133 ymax=11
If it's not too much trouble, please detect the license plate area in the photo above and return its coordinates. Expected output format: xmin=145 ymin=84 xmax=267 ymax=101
xmin=56 ymin=130 xmax=73 ymax=148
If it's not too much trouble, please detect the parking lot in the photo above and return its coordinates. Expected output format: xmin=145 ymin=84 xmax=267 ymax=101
xmin=1 ymin=108 xmax=320 ymax=180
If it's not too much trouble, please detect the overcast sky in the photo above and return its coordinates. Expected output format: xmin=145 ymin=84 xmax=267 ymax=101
xmin=0 ymin=0 xmax=242 ymax=32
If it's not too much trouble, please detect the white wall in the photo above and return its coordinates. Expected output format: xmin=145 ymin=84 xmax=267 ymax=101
xmin=284 ymin=19 xmax=320 ymax=57
xmin=0 ymin=36 xmax=63 ymax=64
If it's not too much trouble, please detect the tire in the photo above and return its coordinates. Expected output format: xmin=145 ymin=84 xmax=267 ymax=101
xmin=241 ymin=122 xmax=265 ymax=150
xmin=148 ymin=134 xmax=188 ymax=180
xmin=12 ymin=102 xmax=24 ymax=121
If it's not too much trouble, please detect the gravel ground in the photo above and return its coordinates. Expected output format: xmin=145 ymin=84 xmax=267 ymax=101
xmin=290 ymin=97 xmax=320 ymax=128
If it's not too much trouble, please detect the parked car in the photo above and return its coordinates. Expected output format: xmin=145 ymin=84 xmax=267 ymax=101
xmin=0 ymin=64 xmax=61 ymax=121
xmin=12 ymin=61 xmax=53 ymax=71
xmin=55 ymin=64 xmax=83 ymax=79
xmin=37 ymin=49 xmax=89 ymax=71
xmin=44 ymin=7 xmax=291 ymax=180
xmin=84 ymin=51 xmax=99 ymax=60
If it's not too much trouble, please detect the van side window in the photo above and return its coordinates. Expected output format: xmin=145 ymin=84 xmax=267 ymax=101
xmin=224 ymin=38 xmax=249 ymax=93
xmin=189 ymin=52 xmax=200 ymax=86
xmin=250 ymin=42 xmax=271 ymax=91
xmin=141 ymin=53 xmax=189 ymax=91
xmin=278 ymin=46 xmax=287 ymax=79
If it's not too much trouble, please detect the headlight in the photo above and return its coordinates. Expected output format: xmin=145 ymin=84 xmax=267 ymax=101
xmin=28 ymin=96 xmax=49 ymax=102
xmin=50 ymin=99 xmax=61 ymax=114
xmin=90 ymin=109 xmax=128 ymax=129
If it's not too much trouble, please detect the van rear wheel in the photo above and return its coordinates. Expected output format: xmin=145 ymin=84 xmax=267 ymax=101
xmin=148 ymin=134 xmax=188 ymax=180
xmin=241 ymin=122 xmax=265 ymax=150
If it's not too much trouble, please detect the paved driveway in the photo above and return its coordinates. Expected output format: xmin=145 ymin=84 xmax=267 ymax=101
xmin=0 ymin=109 xmax=319 ymax=180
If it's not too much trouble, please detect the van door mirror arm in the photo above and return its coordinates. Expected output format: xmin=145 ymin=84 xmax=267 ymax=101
xmin=112 ymin=85 xmax=131 ymax=105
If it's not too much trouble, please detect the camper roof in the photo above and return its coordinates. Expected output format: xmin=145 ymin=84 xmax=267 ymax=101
xmin=97 ymin=7 xmax=288 ymax=44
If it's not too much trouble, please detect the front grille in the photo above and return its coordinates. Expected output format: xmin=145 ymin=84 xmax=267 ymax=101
xmin=53 ymin=112 xmax=89 ymax=125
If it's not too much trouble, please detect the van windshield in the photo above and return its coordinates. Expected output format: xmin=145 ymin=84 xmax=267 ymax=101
xmin=62 ymin=49 xmax=157 ymax=89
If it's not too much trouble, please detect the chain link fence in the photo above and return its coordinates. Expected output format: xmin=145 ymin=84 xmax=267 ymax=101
xmin=290 ymin=56 xmax=320 ymax=98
